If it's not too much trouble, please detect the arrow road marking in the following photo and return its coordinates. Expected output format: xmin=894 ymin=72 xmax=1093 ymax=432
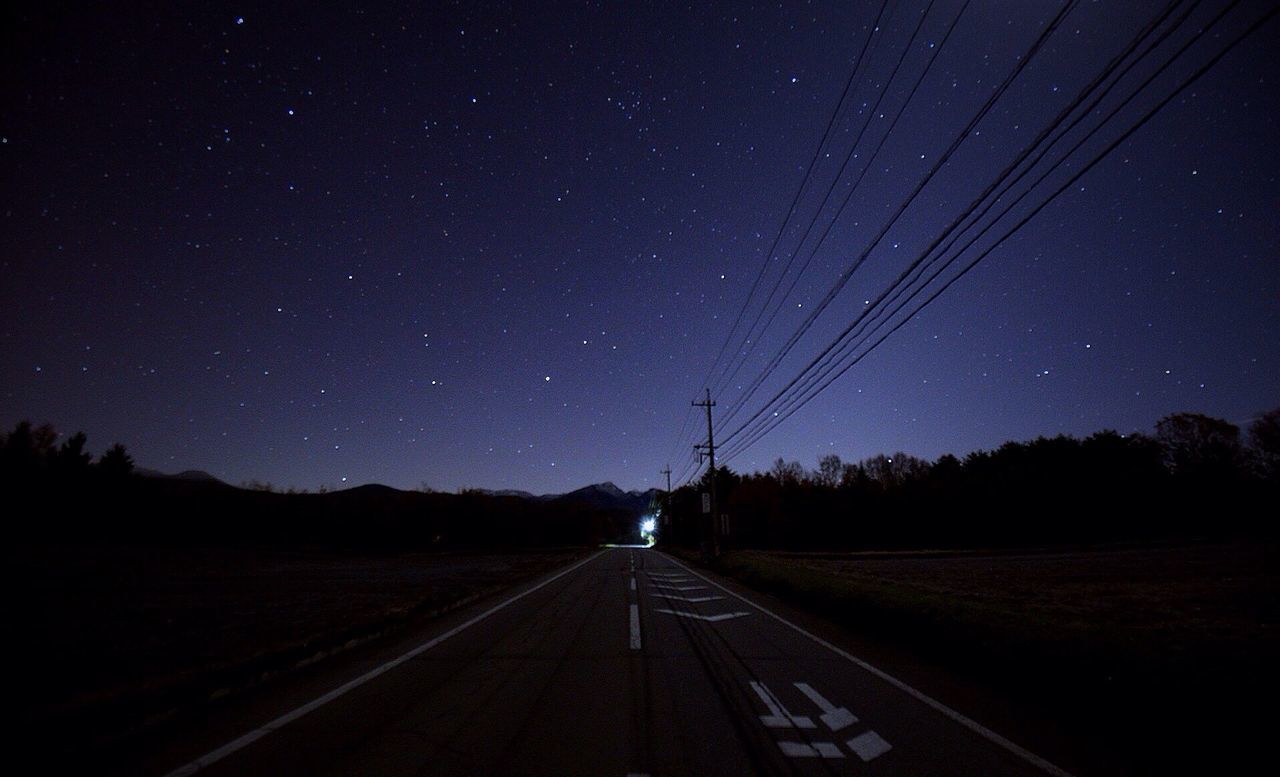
xmin=778 ymin=741 xmax=844 ymax=758
xmin=794 ymin=682 xmax=858 ymax=732
xmin=650 ymin=594 xmax=724 ymax=603
xmin=749 ymin=681 xmax=816 ymax=729
xmin=847 ymin=731 xmax=892 ymax=762
xmin=662 ymin=553 xmax=1075 ymax=777
xmin=654 ymin=609 xmax=750 ymax=622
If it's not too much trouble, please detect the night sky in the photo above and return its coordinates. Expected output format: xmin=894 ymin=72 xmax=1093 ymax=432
xmin=3 ymin=1 xmax=1277 ymax=494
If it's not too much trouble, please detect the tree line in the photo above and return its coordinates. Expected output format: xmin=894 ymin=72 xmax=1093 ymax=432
xmin=665 ymin=410 xmax=1280 ymax=549
xmin=0 ymin=420 xmax=636 ymax=548
xmin=0 ymin=421 xmax=134 ymax=488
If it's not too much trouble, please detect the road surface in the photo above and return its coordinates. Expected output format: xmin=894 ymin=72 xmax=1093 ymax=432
xmin=132 ymin=548 xmax=1075 ymax=776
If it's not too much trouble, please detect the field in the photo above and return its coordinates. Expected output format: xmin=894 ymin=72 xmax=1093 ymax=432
xmin=12 ymin=544 xmax=583 ymax=749
xmin=707 ymin=542 xmax=1278 ymax=774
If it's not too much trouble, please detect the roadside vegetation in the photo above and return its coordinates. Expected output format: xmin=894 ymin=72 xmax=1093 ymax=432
xmin=666 ymin=409 xmax=1280 ymax=548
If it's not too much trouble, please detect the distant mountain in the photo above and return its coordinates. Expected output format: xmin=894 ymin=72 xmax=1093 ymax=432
xmin=134 ymin=472 xmax=656 ymax=515
xmin=137 ymin=468 xmax=225 ymax=484
xmin=471 ymin=481 xmax=659 ymax=516
xmin=484 ymin=489 xmax=541 ymax=500
xmin=550 ymin=482 xmax=661 ymax=517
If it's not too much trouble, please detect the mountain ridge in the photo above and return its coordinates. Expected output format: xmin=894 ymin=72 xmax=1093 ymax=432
xmin=137 ymin=469 xmax=659 ymax=515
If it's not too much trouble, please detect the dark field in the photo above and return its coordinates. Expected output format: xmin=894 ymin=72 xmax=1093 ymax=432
xmin=708 ymin=541 xmax=1279 ymax=774
xmin=758 ymin=542 xmax=1276 ymax=667
xmin=12 ymin=545 xmax=583 ymax=749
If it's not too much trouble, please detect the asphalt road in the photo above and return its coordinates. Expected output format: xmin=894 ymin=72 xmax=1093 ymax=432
xmin=135 ymin=548 xmax=1075 ymax=776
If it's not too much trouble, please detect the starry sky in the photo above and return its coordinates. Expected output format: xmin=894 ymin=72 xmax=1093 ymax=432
xmin=3 ymin=1 xmax=1278 ymax=494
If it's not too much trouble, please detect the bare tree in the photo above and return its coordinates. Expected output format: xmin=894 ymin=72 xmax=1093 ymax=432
xmin=1248 ymin=408 xmax=1280 ymax=480
xmin=816 ymin=454 xmax=843 ymax=488
xmin=770 ymin=457 xmax=806 ymax=486
xmin=1154 ymin=412 xmax=1242 ymax=481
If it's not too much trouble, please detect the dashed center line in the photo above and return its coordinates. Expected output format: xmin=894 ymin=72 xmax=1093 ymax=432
xmin=629 ymin=603 xmax=641 ymax=650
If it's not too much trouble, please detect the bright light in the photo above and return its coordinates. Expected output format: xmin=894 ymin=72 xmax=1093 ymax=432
xmin=639 ymin=515 xmax=658 ymax=547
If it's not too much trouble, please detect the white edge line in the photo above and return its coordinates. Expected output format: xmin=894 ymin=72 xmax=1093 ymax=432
xmin=165 ymin=550 xmax=607 ymax=777
xmin=663 ymin=554 xmax=1076 ymax=777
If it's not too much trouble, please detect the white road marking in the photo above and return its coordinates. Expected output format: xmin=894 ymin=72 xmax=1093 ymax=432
xmin=653 ymin=608 xmax=750 ymax=622
xmin=778 ymin=742 xmax=821 ymax=758
xmin=630 ymin=576 xmax=637 ymax=591
xmin=649 ymin=584 xmax=705 ymax=592
xmin=662 ymin=554 xmax=1075 ymax=777
xmin=749 ymin=681 xmax=816 ymax=729
xmin=630 ymin=604 xmax=642 ymax=650
xmin=163 ymin=551 xmax=607 ymax=777
xmin=794 ymin=682 xmax=858 ymax=732
xmin=847 ymin=731 xmax=893 ymax=762
xmin=649 ymin=594 xmax=723 ymax=603
xmin=778 ymin=741 xmax=843 ymax=758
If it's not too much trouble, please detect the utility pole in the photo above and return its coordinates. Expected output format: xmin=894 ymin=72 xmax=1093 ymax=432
xmin=693 ymin=388 xmax=718 ymax=557
xmin=661 ymin=465 xmax=672 ymax=533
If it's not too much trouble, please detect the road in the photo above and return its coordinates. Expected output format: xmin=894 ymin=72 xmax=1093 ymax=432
xmin=136 ymin=548 xmax=1075 ymax=776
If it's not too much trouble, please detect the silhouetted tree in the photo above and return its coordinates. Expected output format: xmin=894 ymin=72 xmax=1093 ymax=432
xmin=931 ymin=453 xmax=962 ymax=480
xmin=98 ymin=443 xmax=134 ymax=480
xmin=838 ymin=461 xmax=869 ymax=490
xmin=1155 ymin=412 xmax=1243 ymax=482
xmin=861 ymin=452 xmax=927 ymax=490
xmin=770 ymin=458 xmax=806 ymax=487
xmin=50 ymin=431 xmax=92 ymax=480
xmin=816 ymin=454 xmax=842 ymax=488
xmin=1248 ymin=408 xmax=1280 ymax=481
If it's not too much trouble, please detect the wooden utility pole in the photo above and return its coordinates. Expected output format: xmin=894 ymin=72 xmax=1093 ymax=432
xmin=661 ymin=465 xmax=672 ymax=532
xmin=693 ymin=388 xmax=718 ymax=557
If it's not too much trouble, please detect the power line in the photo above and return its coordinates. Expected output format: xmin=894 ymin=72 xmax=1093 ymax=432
xmin=720 ymin=0 xmax=1194 ymax=458
xmin=711 ymin=0 xmax=954 ymax=402
xmin=722 ymin=0 xmax=1273 ymax=464
xmin=717 ymin=0 xmax=1079 ymax=438
xmin=670 ymin=0 xmax=894 ymax=487
xmin=699 ymin=0 xmax=893 ymax=398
